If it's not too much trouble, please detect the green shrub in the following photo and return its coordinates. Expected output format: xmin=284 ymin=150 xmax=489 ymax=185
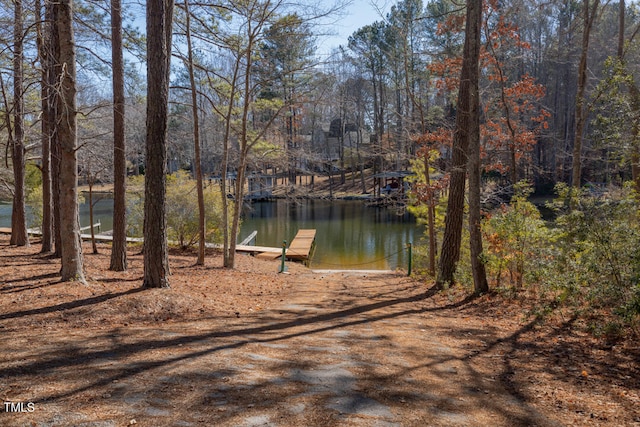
xmin=127 ymin=171 xmax=233 ymax=248
xmin=483 ymin=182 xmax=553 ymax=291
xmin=546 ymin=183 xmax=640 ymax=331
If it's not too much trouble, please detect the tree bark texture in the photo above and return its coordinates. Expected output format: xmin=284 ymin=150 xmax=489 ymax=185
xmin=10 ymin=0 xmax=29 ymax=247
xmin=49 ymin=0 xmax=62 ymax=258
xmin=56 ymin=0 xmax=85 ymax=282
xmin=465 ymin=0 xmax=489 ymax=294
xmin=36 ymin=0 xmax=53 ymax=253
xmin=436 ymin=0 xmax=480 ymax=288
xmin=109 ymin=0 xmax=128 ymax=271
xmin=572 ymin=0 xmax=599 ymax=188
xmin=143 ymin=0 xmax=174 ymax=288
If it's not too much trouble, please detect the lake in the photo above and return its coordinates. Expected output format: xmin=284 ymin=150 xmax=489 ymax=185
xmin=0 ymin=196 xmax=115 ymax=234
xmin=239 ymin=199 xmax=422 ymax=270
xmin=0 ymin=198 xmax=424 ymax=270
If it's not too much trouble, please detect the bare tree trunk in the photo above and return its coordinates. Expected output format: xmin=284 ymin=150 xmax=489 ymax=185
xmin=465 ymin=0 xmax=488 ymax=294
xmin=424 ymin=156 xmax=436 ymax=276
xmin=143 ymin=0 xmax=174 ymax=288
xmin=56 ymin=0 xmax=85 ymax=283
xmin=36 ymin=0 xmax=53 ymax=253
xmin=358 ymin=131 xmax=366 ymax=194
xmin=226 ymin=34 xmax=256 ymax=269
xmin=109 ymin=0 xmax=127 ymax=271
xmin=52 ymin=123 xmax=62 ymax=258
xmin=184 ymin=0 xmax=206 ymax=266
xmin=88 ymin=178 xmax=98 ymax=254
xmin=618 ymin=0 xmax=625 ymax=59
xmin=572 ymin=0 xmax=599 ymax=188
xmin=219 ymin=62 xmax=239 ymax=268
xmin=436 ymin=0 xmax=482 ymax=288
xmin=10 ymin=0 xmax=29 ymax=247
xmin=50 ymin=0 xmax=62 ymax=258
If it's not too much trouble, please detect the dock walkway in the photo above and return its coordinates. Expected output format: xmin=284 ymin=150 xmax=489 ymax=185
xmin=0 ymin=227 xmax=317 ymax=264
xmin=286 ymin=229 xmax=316 ymax=262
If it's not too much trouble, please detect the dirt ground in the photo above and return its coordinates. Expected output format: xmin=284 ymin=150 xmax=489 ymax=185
xmin=0 ymin=234 xmax=639 ymax=427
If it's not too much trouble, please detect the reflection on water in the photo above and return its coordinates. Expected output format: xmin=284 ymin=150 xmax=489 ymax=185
xmin=0 ymin=196 xmax=114 ymax=232
xmin=1 ymin=197 xmax=424 ymax=271
xmin=239 ymin=199 xmax=423 ymax=270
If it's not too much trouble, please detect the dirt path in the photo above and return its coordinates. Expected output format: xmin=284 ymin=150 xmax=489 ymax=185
xmin=1 ymin=239 xmax=638 ymax=426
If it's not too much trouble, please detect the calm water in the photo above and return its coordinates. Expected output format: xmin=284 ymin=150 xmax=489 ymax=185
xmin=239 ymin=199 xmax=423 ymax=270
xmin=1 ymin=198 xmax=424 ymax=270
xmin=0 ymin=196 xmax=114 ymax=233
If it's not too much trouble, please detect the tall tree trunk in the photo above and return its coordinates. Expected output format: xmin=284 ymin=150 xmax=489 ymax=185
xmin=143 ymin=0 xmax=174 ymax=288
xmin=50 ymin=0 xmax=62 ymax=258
xmin=436 ymin=0 xmax=481 ymax=288
xmin=226 ymin=35 xmax=255 ymax=269
xmin=219 ymin=61 xmax=239 ymax=268
xmin=572 ymin=0 xmax=599 ymax=188
xmin=109 ymin=0 xmax=127 ymax=271
xmin=56 ymin=0 xmax=85 ymax=282
xmin=184 ymin=0 xmax=206 ymax=266
xmin=618 ymin=0 xmax=625 ymax=59
xmin=465 ymin=0 xmax=488 ymax=294
xmin=10 ymin=0 xmax=29 ymax=247
xmin=36 ymin=0 xmax=53 ymax=253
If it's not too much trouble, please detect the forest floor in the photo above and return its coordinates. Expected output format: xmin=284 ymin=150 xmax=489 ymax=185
xmin=0 ymin=234 xmax=639 ymax=426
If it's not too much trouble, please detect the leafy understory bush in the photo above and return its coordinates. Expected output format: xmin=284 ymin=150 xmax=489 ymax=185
xmin=546 ymin=183 xmax=640 ymax=338
xmin=127 ymin=171 xmax=233 ymax=249
xmin=410 ymin=180 xmax=640 ymax=339
xmin=483 ymin=181 xmax=553 ymax=292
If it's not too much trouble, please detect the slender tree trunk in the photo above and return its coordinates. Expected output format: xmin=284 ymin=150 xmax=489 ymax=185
xmin=56 ymin=0 xmax=85 ymax=282
xmin=436 ymin=0 xmax=482 ymax=288
xmin=618 ymin=0 xmax=625 ymax=59
xmin=143 ymin=0 xmax=174 ymax=288
xmin=371 ymin=66 xmax=381 ymax=177
xmin=424 ymin=156 xmax=436 ymax=276
xmin=358 ymin=129 xmax=366 ymax=194
xmin=227 ymin=34 xmax=256 ymax=269
xmin=572 ymin=0 xmax=599 ymax=188
xmin=88 ymin=178 xmax=98 ymax=254
xmin=50 ymin=0 xmax=62 ymax=258
xmin=52 ymin=121 xmax=62 ymax=258
xmin=10 ymin=0 xmax=29 ymax=247
xmin=109 ymin=0 xmax=127 ymax=271
xmin=36 ymin=0 xmax=53 ymax=253
xmin=219 ymin=62 xmax=239 ymax=268
xmin=465 ymin=0 xmax=488 ymax=294
xmin=184 ymin=0 xmax=206 ymax=265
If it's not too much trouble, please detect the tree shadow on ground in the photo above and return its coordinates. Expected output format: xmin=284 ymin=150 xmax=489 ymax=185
xmin=0 ymin=288 xmax=145 ymax=321
xmin=0 ymin=277 xmax=565 ymax=426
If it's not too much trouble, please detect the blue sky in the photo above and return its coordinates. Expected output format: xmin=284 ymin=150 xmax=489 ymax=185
xmin=316 ymin=0 xmax=392 ymax=54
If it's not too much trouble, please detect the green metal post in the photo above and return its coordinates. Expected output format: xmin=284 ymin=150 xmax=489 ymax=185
xmin=407 ymin=242 xmax=412 ymax=276
xmin=279 ymin=240 xmax=287 ymax=273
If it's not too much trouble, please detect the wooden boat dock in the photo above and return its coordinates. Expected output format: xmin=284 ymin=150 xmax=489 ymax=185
xmin=285 ymin=229 xmax=316 ymax=262
xmin=252 ymin=229 xmax=317 ymax=263
xmin=0 ymin=227 xmax=317 ymax=264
